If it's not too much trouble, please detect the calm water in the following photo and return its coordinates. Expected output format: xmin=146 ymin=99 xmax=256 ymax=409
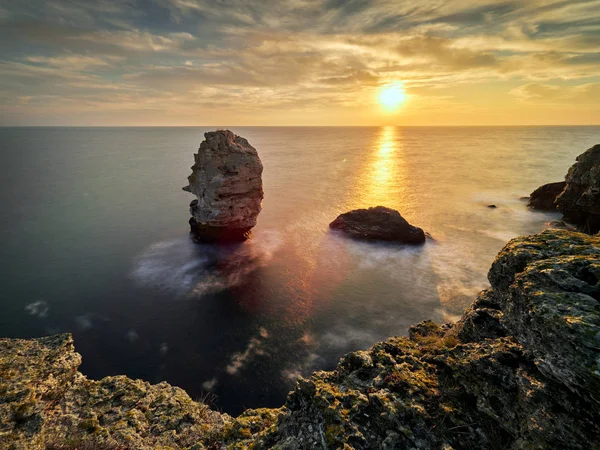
xmin=0 ymin=126 xmax=597 ymax=414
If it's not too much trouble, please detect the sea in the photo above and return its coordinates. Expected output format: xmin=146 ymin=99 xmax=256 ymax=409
xmin=0 ymin=126 xmax=597 ymax=414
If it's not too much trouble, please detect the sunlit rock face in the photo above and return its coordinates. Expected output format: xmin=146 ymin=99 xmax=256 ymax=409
xmin=0 ymin=334 xmax=223 ymax=449
xmin=556 ymin=144 xmax=600 ymax=233
xmin=329 ymin=206 xmax=426 ymax=244
xmin=183 ymin=130 xmax=263 ymax=242
xmin=255 ymin=229 xmax=600 ymax=449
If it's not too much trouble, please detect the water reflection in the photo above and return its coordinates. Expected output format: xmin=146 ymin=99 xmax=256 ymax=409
xmin=355 ymin=126 xmax=408 ymax=209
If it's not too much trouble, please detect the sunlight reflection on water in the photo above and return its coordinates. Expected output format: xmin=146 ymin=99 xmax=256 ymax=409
xmin=358 ymin=126 xmax=408 ymax=208
xmin=1 ymin=125 xmax=596 ymax=415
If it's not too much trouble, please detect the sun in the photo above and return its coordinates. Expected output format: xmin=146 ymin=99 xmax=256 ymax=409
xmin=378 ymin=83 xmax=407 ymax=110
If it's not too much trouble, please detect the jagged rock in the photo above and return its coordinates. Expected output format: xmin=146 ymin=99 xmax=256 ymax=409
xmin=0 ymin=334 xmax=225 ymax=450
xmin=329 ymin=206 xmax=426 ymax=244
xmin=486 ymin=230 xmax=600 ymax=406
xmin=2 ymin=230 xmax=600 ymax=449
xmin=527 ymin=181 xmax=566 ymax=210
xmin=183 ymin=130 xmax=263 ymax=242
xmin=251 ymin=229 xmax=600 ymax=449
xmin=556 ymin=144 xmax=600 ymax=233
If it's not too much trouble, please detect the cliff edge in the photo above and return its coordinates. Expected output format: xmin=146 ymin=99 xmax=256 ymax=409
xmin=2 ymin=229 xmax=599 ymax=449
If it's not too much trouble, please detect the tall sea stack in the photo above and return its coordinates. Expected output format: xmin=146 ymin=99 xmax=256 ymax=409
xmin=183 ymin=130 xmax=263 ymax=242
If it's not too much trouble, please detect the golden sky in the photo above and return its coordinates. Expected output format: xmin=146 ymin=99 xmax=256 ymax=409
xmin=1 ymin=0 xmax=599 ymax=126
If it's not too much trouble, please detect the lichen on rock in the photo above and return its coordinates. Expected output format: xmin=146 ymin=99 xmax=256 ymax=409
xmin=0 ymin=334 xmax=225 ymax=450
xmin=2 ymin=229 xmax=600 ymax=449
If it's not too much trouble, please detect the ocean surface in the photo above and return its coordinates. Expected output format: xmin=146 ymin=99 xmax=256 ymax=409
xmin=0 ymin=126 xmax=598 ymax=414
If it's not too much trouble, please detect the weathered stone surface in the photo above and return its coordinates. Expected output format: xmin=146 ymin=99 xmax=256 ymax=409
xmin=556 ymin=144 xmax=600 ymax=233
xmin=488 ymin=229 xmax=600 ymax=290
xmin=183 ymin=130 xmax=263 ymax=242
xmin=250 ymin=229 xmax=600 ymax=449
xmin=329 ymin=206 xmax=426 ymax=244
xmin=527 ymin=181 xmax=565 ymax=210
xmin=0 ymin=334 xmax=225 ymax=450
xmin=2 ymin=229 xmax=600 ymax=449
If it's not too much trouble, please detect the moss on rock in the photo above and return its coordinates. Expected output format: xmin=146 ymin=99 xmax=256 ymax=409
xmin=1 ymin=230 xmax=599 ymax=449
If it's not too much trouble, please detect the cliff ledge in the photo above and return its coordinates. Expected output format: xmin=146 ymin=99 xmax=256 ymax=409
xmin=2 ymin=229 xmax=599 ymax=449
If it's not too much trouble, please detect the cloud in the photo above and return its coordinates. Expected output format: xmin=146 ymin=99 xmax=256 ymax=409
xmin=511 ymin=83 xmax=563 ymax=101
xmin=0 ymin=0 xmax=599 ymax=124
xmin=511 ymin=82 xmax=600 ymax=104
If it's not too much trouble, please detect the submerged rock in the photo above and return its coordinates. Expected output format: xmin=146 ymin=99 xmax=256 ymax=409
xmin=2 ymin=230 xmax=600 ymax=449
xmin=547 ymin=220 xmax=576 ymax=230
xmin=527 ymin=181 xmax=565 ymax=210
xmin=183 ymin=130 xmax=263 ymax=242
xmin=329 ymin=206 xmax=426 ymax=244
xmin=556 ymin=144 xmax=600 ymax=233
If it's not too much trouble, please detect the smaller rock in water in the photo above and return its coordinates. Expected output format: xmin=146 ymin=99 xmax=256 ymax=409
xmin=528 ymin=181 xmax=566 ymax=210
xmin=329 ymin=206 xmax=426 ymax=244
xmin=487 ymin=204 xmax=497 ymax=208
xmin=546 ymin=220 xmax=576 ymax=231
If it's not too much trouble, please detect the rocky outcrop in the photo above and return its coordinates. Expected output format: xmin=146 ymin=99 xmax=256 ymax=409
xmin=556 ymin=144 xmax=600 ymax=233
xmin=329 ymin=206 xmax=426 ymax=244
xmin=183 ymin=130 xmax=263 ymax=242
xmin=0 ymin=334 xmax=225 ymax=450
xmin=2 ymin=230 xmax=599 ymax=449
xmin=249 ymin=229 xmax=600 ymax=450
xmin=527 ymin=181 xmax=565 ymax=210
xmin=528 ymin=144 xmax=600 ymax=233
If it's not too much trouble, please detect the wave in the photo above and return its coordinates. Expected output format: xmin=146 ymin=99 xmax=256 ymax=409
xmin=131 ymin=229 xmax=283 ymax=297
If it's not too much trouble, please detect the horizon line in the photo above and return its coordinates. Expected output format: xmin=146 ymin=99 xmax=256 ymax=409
xmin=2 ymin=124 xmax=600 ymax=128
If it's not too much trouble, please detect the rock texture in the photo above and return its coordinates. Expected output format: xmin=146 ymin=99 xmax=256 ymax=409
xmin=329 ymin=206 xmax=426 ymax=244
xmin=556 ymin=144 xmax=600 ymax=233
xmin=527 ymin=181 xmax=565 ymax=210
xmin=0 ymin=334 xmax=224 ymax=450
xmin=528 ymin=144 xmax=600 ymax=234
xmin=183 ymin=130 xmax=263 ymax=242
xmin=2 ymin=230 xmax=600 ymax=449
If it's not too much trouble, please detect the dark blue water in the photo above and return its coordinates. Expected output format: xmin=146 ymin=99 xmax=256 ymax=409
xmin=0 ymin=126 xmax=597 ymax=414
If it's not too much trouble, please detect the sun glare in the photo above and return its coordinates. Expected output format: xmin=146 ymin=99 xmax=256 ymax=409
xmin=378 ymin=83 xmax=407 ymax=110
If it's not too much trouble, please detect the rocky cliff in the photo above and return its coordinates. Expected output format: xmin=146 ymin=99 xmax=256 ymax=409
xmin=556 ymin=144 xmax=600 ymax=233
xmin=183 ymin=130 xmax=263 ymax=242
xmin=2 ymin=230 xmax=599 ymax=449
xmin=529 ymin=143 xmax=600 ymax=234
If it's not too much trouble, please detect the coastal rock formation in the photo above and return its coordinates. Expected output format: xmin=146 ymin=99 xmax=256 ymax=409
xmin=528 ymin=144 xmax=600 ymax=233
xmin=556 ymin=144 xmax=600 ymax=233
xmin=329 ymin=206 xmax=426 ymax=244
xmin=2 ymin=230 xmax=600 ymax=449
xmin=527 ymin=181 xmax=565 ymax=210
xmin=0 ymin=334 xmax=225 ymax=450
xmin=183 ymin=130 xmax=263 ymax=242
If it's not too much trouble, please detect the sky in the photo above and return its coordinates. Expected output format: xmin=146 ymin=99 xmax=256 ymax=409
xmin=0 ymin=0 xmax=599 ymax=126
